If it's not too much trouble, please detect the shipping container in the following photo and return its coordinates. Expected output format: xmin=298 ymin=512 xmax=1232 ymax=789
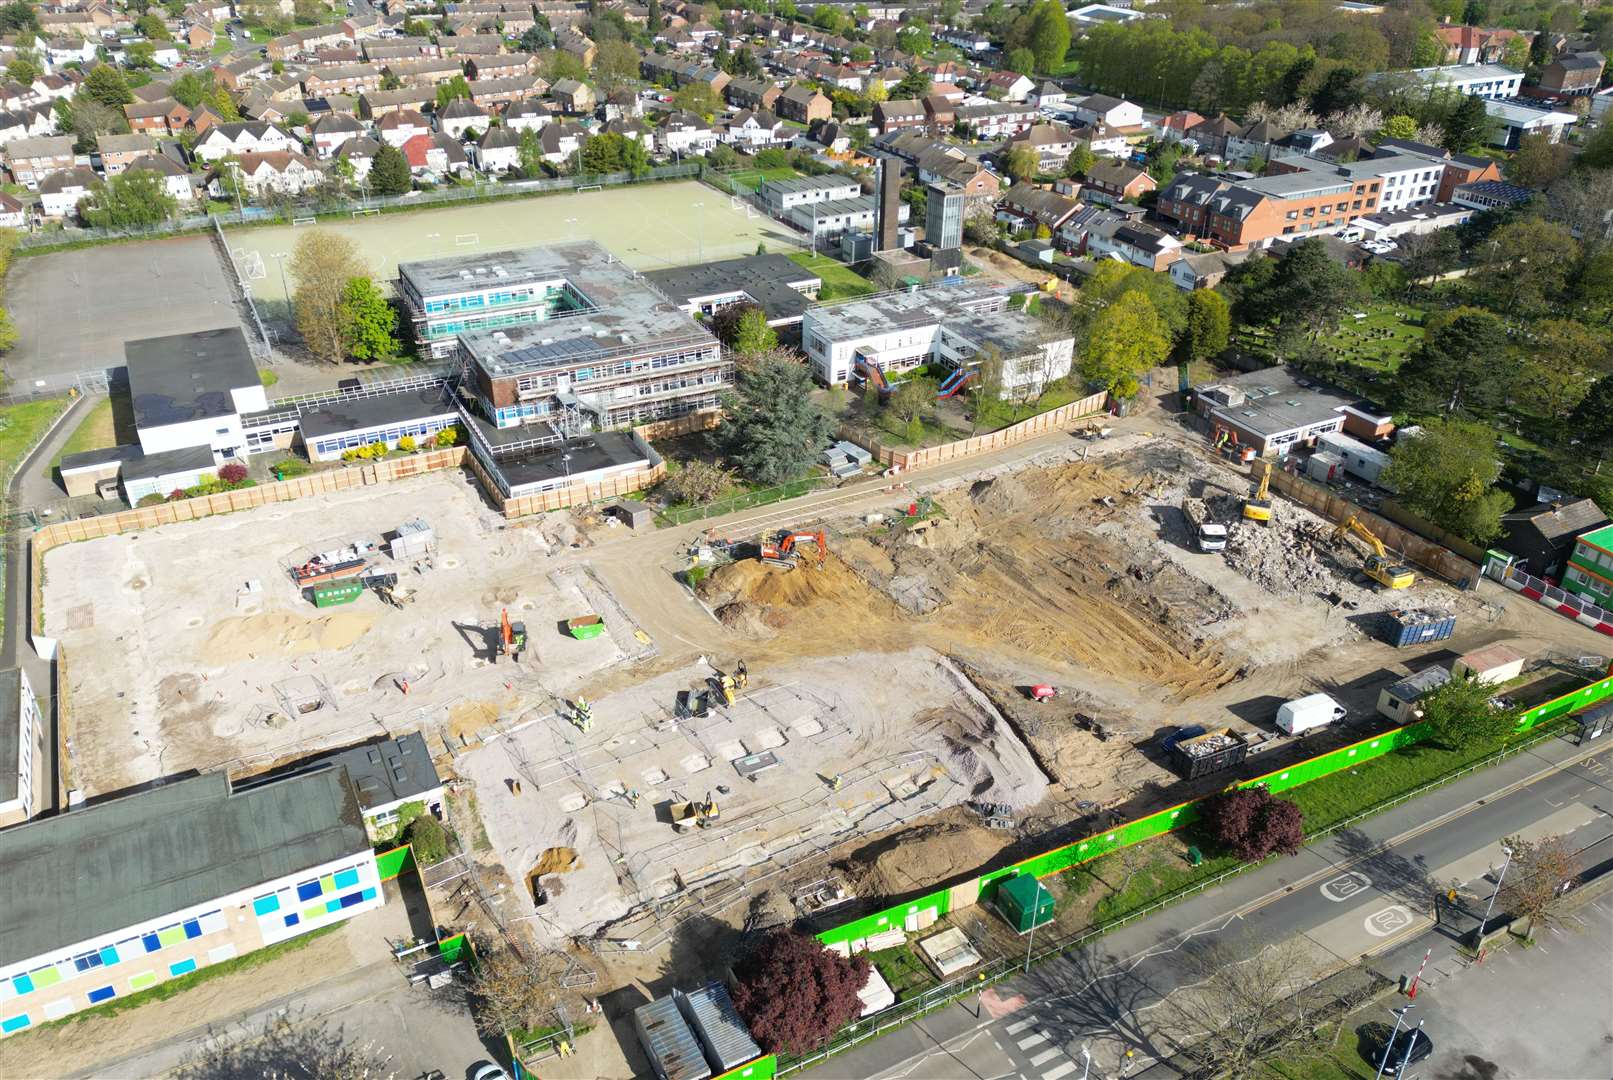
xmin=1381 ymin=608 xmax=1457 ymax=648
xmin=1306 ymin=451 xmax=1344 ymax=484
xmin=1452 ymin=644 xmax=1525 ymax=685
xmin=1169 ymin=727 xmax=1250 ymax=779
xmin=308 ymin=580 xmax=364 ymax=607
xmin=389 ymin=518 xmax=434 ymax=560
xmin=567 ymin=614 xmax=606 ymax=639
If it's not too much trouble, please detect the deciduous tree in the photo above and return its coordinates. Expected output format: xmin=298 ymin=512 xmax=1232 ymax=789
xmin=659 ymin=459 xmax=731 ymax=504
xmin=338 ymin=277 xmax=398 ymax=362
xmin=731 ymin=306 xmax=778 ymax=356
xmin=1025 ymin=0 xmax=1070 ymax=73
xmin=1418 ymin=675 xmax=1519 ymax=751
xmin=1202 ymin=787 xmax=1305 ymax=862
xmin=289 ymin=231 xmax=367 ymax=364
xmin=80 ymin=64 xmax=133 ymax=108
xmin=1395 ymin=306 xmax=1510 ymax=416
xmin=1506 ymin=132 xmax=1573 ymax=189
xmin=732 ymin=930 xmax=870 ymax=1056
xmin=673 ymin=81 xmax=720 ymax=118
xmin=434 ymin=74 xmax=472 ymax=109
xmin=1064 ymin=144 xmax=1095 ymax=178
xmin=468 ymin=947 xmax=551 ymax=1037
xmin=1499 ymin=833 xmax=1579 ymax=936
xmin=1080 ymin=292 xmax=1168 ymax=400
xmin=1185 ymin=289 xmax=1230 ymax=360
xmin=174 ymin=1012 xmax=395 ymax=1080
xmin=80 ymin=168 xmax=176 ymax=228
xmin=1381 ymin=419 xmax=1512 ymax=543
xmin=1004 ymin=144 xmax=1039 ymax=181
xmin=1476 ymin=217 xmax=1578 ymax=315
xmin=720 ymin=355 xmax=835 ymax=485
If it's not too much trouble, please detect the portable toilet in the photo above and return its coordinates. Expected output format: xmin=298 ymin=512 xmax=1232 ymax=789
xmin=994 ymin=874 xmax=1054 ymax=934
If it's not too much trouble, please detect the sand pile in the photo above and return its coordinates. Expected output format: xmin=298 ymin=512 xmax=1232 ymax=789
xmin=969 ymin=473 xmax=1031 ymax=515
xmin=533 ymin=846 xmax=580 ymax=874
xmin=925 ymin=706 xmax=1049 ymax=811
xmin=699 ymin=554 xmax=888 ymax=618
xmin=849 ymin=819 xmax=1015 ymax=897
xmin=200 ymin=611 xmax=373 ymax=665
xmin=713 ymin=600 xmax=783 ymax=638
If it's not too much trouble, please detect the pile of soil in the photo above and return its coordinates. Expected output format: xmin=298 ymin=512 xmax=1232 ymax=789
xmin=200 ymin=611 xmax=372 ymax=665
xmin=713 ymin=599 xmax=785 ymax=638
xmin=842 ymin=816 xmax=1015 ymax=898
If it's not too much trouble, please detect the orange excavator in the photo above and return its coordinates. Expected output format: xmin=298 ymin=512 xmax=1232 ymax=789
xmin=759 ymin=529 xmax=827 ymax=570
xmin=499 ymin=608 xmax=527 ymax=662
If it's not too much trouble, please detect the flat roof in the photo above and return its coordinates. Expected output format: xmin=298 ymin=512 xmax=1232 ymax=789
xmin=759 ymin=174 xmax=862 ymax=197
xmin=426 ymin=243 xmax=718 ymax=379
xmin=497 ymin=430 xmax=647 ymax=490
xmin=644 ymin=254 xmax=821 ymax=322
xmin=59 ymin=444 xmax=143 ymax=473
xmin=290 ymin=732 xmax=441 ymax=812
xmin=1206 ymin=367 xmax=1354 ymax=439
xmin=804 ymin=279 xmax=1006 ymax=342
xmin=0 ymin=669 xmax=21 ymax=806
xmin=122 ymin=443 xmax=219 ymax=482
xmin=127 ymin=326 xmax=258 ymax=430
xmin=298 ymin=386 xmax=459 ymax=441
xmin=0 ymin=768 xmax=366 ymax=969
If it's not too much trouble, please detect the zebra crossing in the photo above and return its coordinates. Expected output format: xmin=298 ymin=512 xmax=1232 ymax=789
xmin=997 ymin=1017 xmax=1088 ymax=1080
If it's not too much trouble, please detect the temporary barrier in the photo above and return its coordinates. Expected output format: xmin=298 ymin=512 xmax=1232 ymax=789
xmin=375 ymin=844 xmax=417 ymax=882
xmin=816 ymin=669 xmax=1613 ymax=949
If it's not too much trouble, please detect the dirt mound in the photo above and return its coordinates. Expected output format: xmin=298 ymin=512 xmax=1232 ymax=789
xmin=200 ymin=611 xmax=373 ymax=666
xmin=699 ymin=554 xmax=887 ymax=618
xmin=533 ymin=846 xmax=580 ymax=875
xmin=968 ymin=473 xmax=1031 ymax=515
xmin=714 ymin=600 xmax=782 ymax=638
xmin=847 ymin=818 xmax=1014 ymax=897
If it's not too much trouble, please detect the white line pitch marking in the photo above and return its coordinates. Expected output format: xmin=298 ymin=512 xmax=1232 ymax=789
xmin=1018 ymin=1032 xmax=1049 ymax=1049
xmin=1005 ymin=1018 xmax=1036 ymax=1035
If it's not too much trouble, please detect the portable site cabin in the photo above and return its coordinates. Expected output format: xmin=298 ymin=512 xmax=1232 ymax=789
xmin=634 ymin=996 xmax=711 ymax=1080
xmin=674 ymin=983 xmax=762 ymax=1074
xmin=389 ymin=518 xmax=434 ymax=560
xmin=995 ymin=874 xmax=1054 ymax=934
xmin=1451 ymin=644 xmax=1525 ymax=686
xmin=1377 ymin=666 xmax=1451 ymax=723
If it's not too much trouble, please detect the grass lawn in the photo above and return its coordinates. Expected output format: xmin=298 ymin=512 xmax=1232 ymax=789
xmin=1263 ymin=1024 xmax=1377 ymax=1080
xmin=0 ymin=398 xmax=68 ymax=485
xmin=789 ymin=252 xmax=876 ymax=301
xmin=1316 ymin=302 xmax=1425 ymax=372
xmin=46 ymin=397 xmax=119 ymax=477
xmin=868 ymin=943 xmax=939 ymax=1001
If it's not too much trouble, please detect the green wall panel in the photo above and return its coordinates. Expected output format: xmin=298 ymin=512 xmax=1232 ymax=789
xmin=376 ymin=844 xmax=416 ymax=881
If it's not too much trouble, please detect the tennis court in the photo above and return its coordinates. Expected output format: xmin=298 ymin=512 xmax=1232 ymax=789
xmin=224 ymin=180 xmax=802 ymax=311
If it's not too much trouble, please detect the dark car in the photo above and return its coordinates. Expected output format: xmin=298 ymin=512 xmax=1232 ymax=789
xmin=1371 ymin=1027 xmax=1434 ymax=1073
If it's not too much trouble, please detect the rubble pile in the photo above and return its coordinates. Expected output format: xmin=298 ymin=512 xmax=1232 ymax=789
xmin=1178 ymin=731 xmax=1240 ymax=758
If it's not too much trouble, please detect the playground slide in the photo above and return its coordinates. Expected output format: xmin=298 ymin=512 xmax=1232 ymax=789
xmin=937 ymin=370 xmax=973 ymax=398
xmin=854 ymin=356 xmax=890 ymax=393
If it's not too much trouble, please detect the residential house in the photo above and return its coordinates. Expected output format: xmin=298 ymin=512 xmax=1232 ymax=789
xmin=333 ymin=135 xmax=378 ymax=180
xmin=123 ymin=99 xmax=188 ymax=135
xmin=721 ymin=109 xmax=786 ymax=148
xmin=984 ymin=70 xmax=1035 ymax=101
xmin=503 ymin=99 xmax=553 ymax=132
xmin=923 ymin=94 xmax=957 ymax=131
xmin=955 ymin=101 xmax=1038 ymax=139
xmin=601 ymin=117 xmax=651 ymax=146
xmin=1168 ymin=247 xmax=1251 ymax=290
xmin=302 ymin=64 xmax=383 ymax=97
xmin=437 ymin=98 xmax=489 ymax=139
xmin=385 ymin=57 xmax=465 ymax=87
xmin=467 ymin=54 xmax=535 ymax=82
xmin=1227 ymin=118 xmax=1281 ymax=163
xmin=1159 ymin=109 xmax=1205 ymax=142
xmin=96 ymin=132 xmax=158 ymax=175
xmin=4 ymin=134 xmax=75 ymax=189
xmin=38 ymin=165 xmax=98 ymax=220
xmin=538 ymin=121 xmax=586 ymax=163
xmin=996 ymin=184 xmax=1080 ymax=233
xmin=1436 ymin=24 xmax=1525 ymax=65
xmin=439 ymin=35 xmax=504 ymax=57
xmin=376 ymin=108 xmax=431 ymax=147
xmin=216 ymin=150 xmax=324 ymax=195
xmin=776 ymin=83 xmax=830 ymax=125
xmin=192 ymin=122 xmax=297 ymax=163
xmin=213 ymin=56 xmax=270 ymax=92
xmin=125 ymin=153 xmax=196 ymax=203
xmin=186 ymin=21 xmax=216 ymax=49
xmin=725 ymin=77 xmax=781 ymax=112
xmin=1073 ymin=93 xmax=1143 ymax=129
xmin=469 ymin=75 xmax=546 ymax=107
xmin=550 ymin=78 xmax=594 ymax=115
xmin=398 ymin=131 xmax=469 ymax=176
xmin=310 ymin=112 xmax=366 ymax=157
xmin=475 ymin=124 xmax=523 ymax=174
xmin=1186 ymin=113 xmax=1238 ymax=156
xmin=358 ymin=87 xmax=438 ymax=118
xmin=42 ymin=38 xmax=98 ymax=68
xmin=1003 ymin=123 xmax=1076 ymax=172
xmin=1031 ymin=81 xmax=1066 ymax=108
xmin=915 ymin=146 xmax=1000 ymax=206
xmin=554 ymin=28 xmax=597 ymax=68
xmin=1537 ymin=52 xmax=1605 ymax=96
xmin=1083 ymin=160 xmax=1155 ymax=204
xmin=659 ymin=110 xmax=716 ymax=156
xmin=874 ymin=98 xmax=927 ymax=134
xmin=1499 ymin=498 xmax=1610 ymax=578
xmin=1087 ymin=218 xmax=1182 ymax=270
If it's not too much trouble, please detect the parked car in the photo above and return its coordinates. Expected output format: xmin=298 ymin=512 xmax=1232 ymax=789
xmin=1369 ymin=1027 xmax=1434 ymax=1073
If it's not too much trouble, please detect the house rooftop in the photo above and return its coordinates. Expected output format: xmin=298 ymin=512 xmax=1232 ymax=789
xmin=0 ymin=768 xmax=365 ymax=969
xmin=1201 ymin=366 xmax=1354 ymax=439
xmin=126 ymin=326 xmax=259 ymax=430
xmin=644 ymin=253 xmax=822 ymax=323
xmin=295 ymin=386 xmax=459 ymax=441
xmin=286 ymin=732 xmax=442 ymax=814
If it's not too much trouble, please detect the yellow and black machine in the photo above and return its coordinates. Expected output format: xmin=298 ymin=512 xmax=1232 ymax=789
xmin=1243 ymin=461 xmax=1273 ymax=525
xmin=1333 ymin=515 xmax=1416 ymax=590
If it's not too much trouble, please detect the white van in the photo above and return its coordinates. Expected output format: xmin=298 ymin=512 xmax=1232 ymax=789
xmin=1277 ymin=693 xmax=1347 ymax=735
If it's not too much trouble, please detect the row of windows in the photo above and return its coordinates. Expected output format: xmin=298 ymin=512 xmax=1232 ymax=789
xmin=1574 ymin=543 xmax=1613 ymax=576
xmin=1565 ymin=566 xmax=1611 ymax=598
xmin=507 ymin=347 xmax=720 ymax=393
xmin=1 ymin=909 xmax=226 ymax=1002
xmin=421 ymin=287 xmax=546 ymax=314
xmin=310 ymin=417 xmax=456 ymax=456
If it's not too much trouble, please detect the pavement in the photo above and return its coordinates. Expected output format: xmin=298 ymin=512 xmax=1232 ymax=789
xmin=806 ymin=734 xmax=1613 ymax=1080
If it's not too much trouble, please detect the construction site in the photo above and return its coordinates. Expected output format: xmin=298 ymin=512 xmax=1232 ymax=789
xmin=38 ymin=421 xmax=1606 ymax=1037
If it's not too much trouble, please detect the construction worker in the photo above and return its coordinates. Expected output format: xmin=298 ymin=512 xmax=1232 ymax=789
xmin=511 ymin=625 xmax=527 ymax=661
xmin=830 ymin=773 xmax=843 ymax=791
xmin=573 ymin=696 xmax=593 ymax=733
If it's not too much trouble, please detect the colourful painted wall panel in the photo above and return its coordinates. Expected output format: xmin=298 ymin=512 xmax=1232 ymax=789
xmin=375 ymin=844 xmax=416 ymax=881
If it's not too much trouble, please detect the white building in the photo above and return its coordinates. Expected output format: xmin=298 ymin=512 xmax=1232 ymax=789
xmin=1484 ymin=98 xmax=1578 ymax=148
xmin=1374 ymin=63 xmax=1523 ymax=99
xmin=760 ymin=174 xmax=863 ymax=215
xmin=801 ymin=282 xmax=1074 ymax=397
xmin=191 ymin=121 xmax=298 ymax=162
xmin=128 ymin=327 xmax=269 ymax=462
xmin=0 ymin=768 xmax=383 ymax=1038
xmin=0 ymin=668 xmax=42 ymax=829
xmin=1073 ymin=94 xmax=1144 ymax=129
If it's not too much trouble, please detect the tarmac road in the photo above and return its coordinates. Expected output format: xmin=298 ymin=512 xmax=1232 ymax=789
xmin=807 ymin=736 xmax=1613 ymax=1080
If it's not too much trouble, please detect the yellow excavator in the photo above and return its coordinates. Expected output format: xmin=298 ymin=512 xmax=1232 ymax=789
xmin=1243 ymin=461 xmax=1273 ymax=525
xmin=712 ymin=660 xmax=748 ymax=706
xmin=1332 ymin=515 xmax=1416 ymax=590
xmin=670 ymin=791 xmax=720 ymax=830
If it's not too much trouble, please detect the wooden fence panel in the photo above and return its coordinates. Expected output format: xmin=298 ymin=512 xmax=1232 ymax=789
xmin=860 ymin=391 xmax=1110 ymax=473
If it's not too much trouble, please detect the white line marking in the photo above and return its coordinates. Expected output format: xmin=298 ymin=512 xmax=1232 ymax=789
xmin=1018 ymin=1032 xmax=1049 ymax=1049
xmin=1043 ymin=1063 xmax=1079 ymax=1080
xmin=1029 ymin=1047 xmax=1063 ymax=1066
xmin=1006 ymin=1018 xmax=1035 ymax=1035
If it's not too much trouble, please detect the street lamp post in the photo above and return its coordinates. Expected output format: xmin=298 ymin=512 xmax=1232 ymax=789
xmin=1394 ymin=1019 xmax=1425 ymax=1080
xmin=270 ymin=251 xmax=289 ymax=305
xmin=1373 ymin=1005 xmax=1413 ymax=1080
xmin=1079 ymin=1044 xmax=1091 ymax=1080
xmin=1477 ymin=845 xmax=1514 ymax=959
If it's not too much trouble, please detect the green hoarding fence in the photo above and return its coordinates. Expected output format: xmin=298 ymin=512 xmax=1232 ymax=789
xmin=817 ymin=669 xmax=1613 ymax=949
xmin=438 ymin=932 xmax=471 ymax=965
xmin=715 ymin=1054 xmax=778 ymax=1080
xmin=376 ymin=844 xmax=416 ymax=881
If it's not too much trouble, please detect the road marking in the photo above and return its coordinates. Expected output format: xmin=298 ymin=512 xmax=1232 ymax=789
xmin=1006 ymin=1018 xmax=1035 ymax=1035
xmin=1029 ymin=1047 xmax=1063 ymax=1066
xmin=1043 ymin=1062 xmax=1079 ymax=1080
xmin=1365 ymin=905 xmax=1414 ymax=936
xmin=1320 ymin=870 xmax=1371 ymax=901
xmin=1018 ymin=1032 xmax=1049 ymax=1049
